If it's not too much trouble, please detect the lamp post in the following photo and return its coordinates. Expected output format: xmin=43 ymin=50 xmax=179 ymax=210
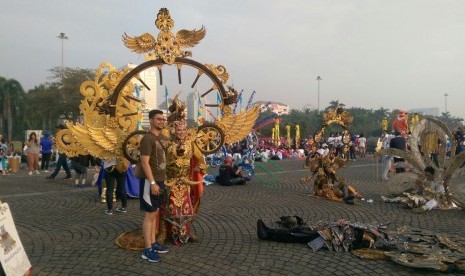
xmin=57 ymin=32 xmax=68 ymax=77
xmin=444 ymin=93 xmax=449 ymax=114
xmin=316 ymin=76 xmax=322 ymax=111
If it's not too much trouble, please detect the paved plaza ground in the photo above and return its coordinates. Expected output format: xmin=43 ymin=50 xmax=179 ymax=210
xmin=1 ymin=156 xmax=465 ymax=275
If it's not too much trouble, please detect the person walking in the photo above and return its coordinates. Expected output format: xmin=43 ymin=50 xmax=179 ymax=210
xmin=40 ymin=132 xmax=53 ymax=172
xmin=46 ymin=125 xmax=72 ymax=180
xmin=357 ymin=134 xmax=367 ymax=158
xmin=138 ymin=109 xmax=169 ymax=263
xmin=26 ymin=132 xmax=41 ymax=175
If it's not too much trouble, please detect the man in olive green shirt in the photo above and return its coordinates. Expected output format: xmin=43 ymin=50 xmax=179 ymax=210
xmin=139 ymin=109 xmax=169 ymax=263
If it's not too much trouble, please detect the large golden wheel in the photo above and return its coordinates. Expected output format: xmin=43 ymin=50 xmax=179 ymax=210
xmin=122 ymin=130 xmax=148 ymax=164
xmin=106 ymin=57 xmax=232 ymax=157
xmin=108 ymin=57 xmax=229 ymax=118
xmin=195 ymin=123 xmax=225 ymax=154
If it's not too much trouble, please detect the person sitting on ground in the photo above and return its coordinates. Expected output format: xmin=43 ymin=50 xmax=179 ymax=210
xmin=270 ymin=150 xmax=283 ymax=160
xmin=216 ymin=157 xmax=248 ymax=186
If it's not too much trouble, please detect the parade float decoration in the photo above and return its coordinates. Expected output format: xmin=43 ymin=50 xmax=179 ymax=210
xmin=375 ymin=117 xmax=465 ymax=208
xmin=300 ymin=107 xmax=362 ymax=202
xmin=54 ymin=8 xmax=260 ymax=165
xmin=313 ymin=105 xmax=353 ymax=151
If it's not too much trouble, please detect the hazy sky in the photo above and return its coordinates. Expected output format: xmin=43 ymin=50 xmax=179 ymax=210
xmin=1 ymin=0 xmax=464 ymax=119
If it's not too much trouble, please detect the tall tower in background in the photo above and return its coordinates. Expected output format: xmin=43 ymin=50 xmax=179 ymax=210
xmin=187 ymin=91 xmax=199 ymax=122
xmin=125 ymin=63 xmax=158 ymax=111
xmin=124 ymin=63 xmax=157 ymax=129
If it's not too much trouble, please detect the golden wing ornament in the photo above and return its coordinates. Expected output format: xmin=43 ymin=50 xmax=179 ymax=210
xmin=122 ymin=32 xmax=156 ymax=54
xmin=175 ymin=26 xmax=206 ymax=48
xmin=55 ymin=128 xmax=86 ymax=157
xmin=216 ymin=105 xmax=260 ymax=144
xmin=88 ymin=126 xmax=119 ymax=152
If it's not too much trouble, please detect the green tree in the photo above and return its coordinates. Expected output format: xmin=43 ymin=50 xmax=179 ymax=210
xmin=21 ymin=67 xmax=95 ymax=131
xmin=47 ymin=67 xmax=95 ymax=121
xmin=0 ymin=77 xmax=26 ymax=141
xmin=436 ymin=112 xmax=464 ymax=130
xmin=24 ymin=84 xmax=62 ymax=131
xmin=282 ymin=107 xmax=321 ymax=138
xmin=325 ymin=100 xmax=345 ymax=112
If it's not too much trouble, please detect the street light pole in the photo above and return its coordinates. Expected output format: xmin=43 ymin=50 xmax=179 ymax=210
xmin=57 ymin=32 xmax=68 ymax=78
xmin=316 ymin=76 xmax=322 ymax=111
xmin=444 ymin=93 xmax=449 ymax=113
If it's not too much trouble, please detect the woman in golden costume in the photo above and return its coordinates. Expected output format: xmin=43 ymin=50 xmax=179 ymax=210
xmin=157 ymin=96 xmax=207 ymax=245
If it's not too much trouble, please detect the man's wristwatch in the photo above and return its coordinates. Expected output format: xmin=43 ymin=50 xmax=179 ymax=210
xmin=150 ymin=181 xmax=156 ymax=185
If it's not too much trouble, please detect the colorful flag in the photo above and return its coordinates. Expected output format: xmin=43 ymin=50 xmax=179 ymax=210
xmin=134 ymin=85 xmax=143 ymax=130
xmin=216 ymin=92 xmax=222 ymax=117
xmin=233 ymin=90 xmax=243 ymax=113
xmin=197 ymin=95 xmax=203 ymax=126
xmin=295 ymin=124 xmax=300 ymax=146
xmin=164 ymin=86 xmax=169 ymax=110
xmin=246 ymin=90 xmax=256 ymax=110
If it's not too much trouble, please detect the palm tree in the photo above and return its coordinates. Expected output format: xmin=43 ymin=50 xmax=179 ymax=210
xmin=325 ymin=100 xmax=345 ymax=112
xmin=0 ymin=77 xmax=25 ymax=141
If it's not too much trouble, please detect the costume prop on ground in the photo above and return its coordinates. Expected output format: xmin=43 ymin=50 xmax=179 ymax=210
xmin=375 ymin=117 xmax=465 ymax=209
xmin=257 ymin=216 xmax=465 ymax=273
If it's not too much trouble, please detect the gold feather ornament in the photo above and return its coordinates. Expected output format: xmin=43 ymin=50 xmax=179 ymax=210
xmin=55 ymin=63 xmax=140 ymax=160
xmin=122 ymin=8 xmax=206 ymax=64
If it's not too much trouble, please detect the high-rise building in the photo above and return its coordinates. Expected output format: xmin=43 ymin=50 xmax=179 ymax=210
xmin=123 ymin=64 xmax=158 ymax=129
xmin=124 ymin=63 xmax=158 ymax=112
xmin=187 ymin=91 xmax=199 ymax=122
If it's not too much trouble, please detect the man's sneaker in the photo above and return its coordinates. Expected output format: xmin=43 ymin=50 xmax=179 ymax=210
xmin=28 ymin=171 xmax=33 ymax=175
xmin=44 ymin=170 xmax=49 ymax=173
xmin=141 ymin=248 xmax=161 ymax=263
xmin=104 ymin=209 xmax=113 ymax=215
xmin=115 ymin=207 xmax=127 ymax=213
xmin=151 ymin=243 xmax=169 ymax=254
xmin=35 ymin=170 xmax=40 ymax=175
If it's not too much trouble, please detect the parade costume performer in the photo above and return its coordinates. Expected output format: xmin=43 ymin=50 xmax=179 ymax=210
xmin=391 ymin=110 xmax=408 ymax=137
xmin=381 ymin=117 xmax=388 ymax=132
xmin=157 ymin=95 xmax=207 ymax=245
xmin=302 ymin=151 xmax=363 ymax=203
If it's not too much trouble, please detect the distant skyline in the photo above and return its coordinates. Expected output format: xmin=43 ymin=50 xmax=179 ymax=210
xmin=1 ymin=0 xmax=464 ymax=120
